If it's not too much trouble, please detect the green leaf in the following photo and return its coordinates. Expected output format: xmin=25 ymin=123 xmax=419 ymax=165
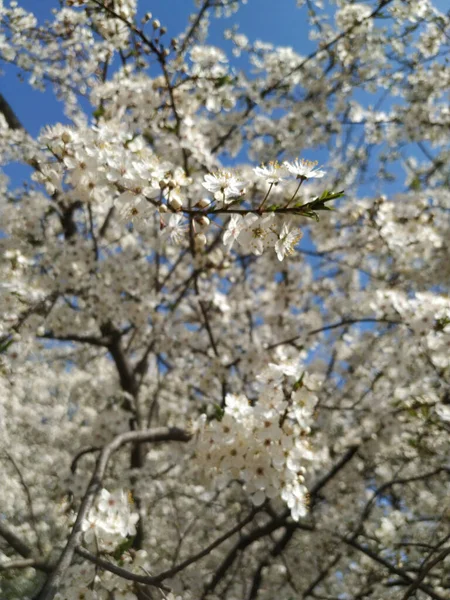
xmin=214 ymin=75 xmax=234 ymax=88
xmin=311 ymin=202 xmax=335 ymax=212
xmin=410 ymin=176 xmax=421 ymax=191
xmin=92 ymin=106 xmax=105 ymax=120
xmin=316 ymin=189 xmax=345 ymax=203
xmin=213 ymin=404 xmax=225 ymax=421
xmin=0 ymin=337 xmax=13 ymax=354
xmin=113 ymin=537 xmax=134 ymax=560
xmin=296 ymin=209 xmax=319 ymax=221
xmin=436 ymin=317 xmax=450 ymax=332
xmin=293 ymin=372 xmax=305 ymax=392
xmin=420 ymin=405 xmax=430 ymax=418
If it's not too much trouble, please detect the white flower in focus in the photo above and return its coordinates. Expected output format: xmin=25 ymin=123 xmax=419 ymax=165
xmin=284 ymin=158 xmax=326 ymax=180
xmin=275 ymin=222 xmax=303 ymax=261
xmin=253 ymin=161 xmax=287 ymax=185
xmin=82 ymin=488 xmax=139 ymax=552
xmin=237 ymin=213 xmax=277 ymax=256
xmin=203 ymin=170 xmax=245 ymax=203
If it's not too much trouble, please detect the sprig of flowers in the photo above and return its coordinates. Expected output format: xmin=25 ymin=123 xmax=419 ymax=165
xmin=81 ymin=488 xmax=139 ymax=553
xmin=194 ymin=362 xmax=320 ymax=520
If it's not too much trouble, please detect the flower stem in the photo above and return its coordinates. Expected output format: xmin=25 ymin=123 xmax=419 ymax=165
xmin=284 ymin=178 xmax=304 ymax=208
xmin=258 ymin=183 xmax=273 ymax=211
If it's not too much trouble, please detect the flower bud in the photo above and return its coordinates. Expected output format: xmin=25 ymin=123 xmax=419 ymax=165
xmin=159 ymin=204 xmax=168 ymax=213
xmin=194 ymin=233 xmax=207 ymax=250
xmin=196 ymin=216 xmax=210 ymax=228
xmin=197 ymin=198 xmax=211 ymax=209
xmin=169 ymin=197 xmax=182 ymax=211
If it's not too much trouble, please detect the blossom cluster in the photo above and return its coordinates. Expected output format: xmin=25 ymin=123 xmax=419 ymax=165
xmin=81 ymin=488 xmax=139 ymax=553
xmin=203 ymin=159 xmax=326 ymax=204
xmin=223 ymin=213 xmax=303 ymax=260
xmin=32 ymin=118 xmax=328 ymax=259
xmin=1 ymin=0 xmax=449 ymax=599
xmin=371 ymin=289 xmax=450 ymax=369
xmin=195 ymin=362 xmax=319 ymax=521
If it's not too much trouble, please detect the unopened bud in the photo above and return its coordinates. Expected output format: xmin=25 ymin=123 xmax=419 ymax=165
xmin=169 ymin=197 xmax=182 ymax=211
xmin=159 ymin=204 xmax=168 ymax=214
xmin=194 ymin=233 xmax=207 ymax=250
xmin=197 ymin=198 xmax=211 ymax=209
xmin=152 ymin=19 xmax=160 ymax=30
xmin=61 ymin=131 xmax=71 ymax=144
xmin=196 ymin=215 xmax=210 ymax=228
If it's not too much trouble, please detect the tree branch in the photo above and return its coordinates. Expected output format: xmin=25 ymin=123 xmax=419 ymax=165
xmin=76 ymin=507 xmax=258 ymax=586
xmin=35 ymin=427 xmax=190 ymax=600
xmin=344 ymin=537 xmax=447 ymax=600
xmin=0 ymin=521 xmax=33 ymax=559
xmin=0 ymin=92 xmax=24 ymax=130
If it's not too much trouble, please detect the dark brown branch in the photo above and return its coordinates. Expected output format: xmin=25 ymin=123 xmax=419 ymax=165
xmin=344 ymin=537 xmax=447 ymax=600
xmin=179 ymin=0 xmax=212 ymax=55
xmin=302 ymin=553 xmax=342 ymax=598
xmin=267 ymin=319 xmax=402 ymax=351
xmin=203 ymin=510 xmax=313 ymax=596
xmin=0 ymin=92 xmax=24 ymax=129
xmin=74 ymin=547 xmax=169 ymax=591
xmin=39 ymin=332 xmax=107 ymax=347
xmin=0 ymin=521 xmax=33 ymax=558
xmin=0 ymin=93 xmax=78 ymax=238
xmin=70 ymin=446 xmax=101 ymax=474
xmin=309 ymin=445 xmax=359 ymax=507
xmin=247 ymin=523 xmax=298 ymax=600
xmin=356 ymin=467 xmax=450 ymax=533
xmin=401 ymin=546 xmax=450 ymax=600
xmin=99 ymin=323 xmax=139 ymax=398
xmin=2 ymin=449 xmax=44 ymax=555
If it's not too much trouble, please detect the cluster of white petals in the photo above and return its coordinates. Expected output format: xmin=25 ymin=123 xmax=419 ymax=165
xmin=81 ymin=488 xmax=139 ymax=552
xmin=0 ymin=1 xmax=449 ymax=599
xmin=223 ymin=213 xmax=303 ymax=260
xmin=195 ymin=363 xmax=319 ymax=520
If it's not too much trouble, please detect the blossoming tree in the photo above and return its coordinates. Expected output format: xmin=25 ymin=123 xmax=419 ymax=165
xmin=0 ymin=0 xmax=449 ymax=599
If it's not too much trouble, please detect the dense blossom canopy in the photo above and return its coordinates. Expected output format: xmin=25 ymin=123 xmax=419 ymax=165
xmin=0 ymin=1 xmax=449 ymax=599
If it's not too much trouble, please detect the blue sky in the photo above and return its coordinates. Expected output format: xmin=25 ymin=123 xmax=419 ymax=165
xmin=2 ymin=0 xmax=319 ymax=187
xmin=2 ymin=0 xmax=313 ymax=136
xmin=2 ymin=1 xmax=446 ymax=193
